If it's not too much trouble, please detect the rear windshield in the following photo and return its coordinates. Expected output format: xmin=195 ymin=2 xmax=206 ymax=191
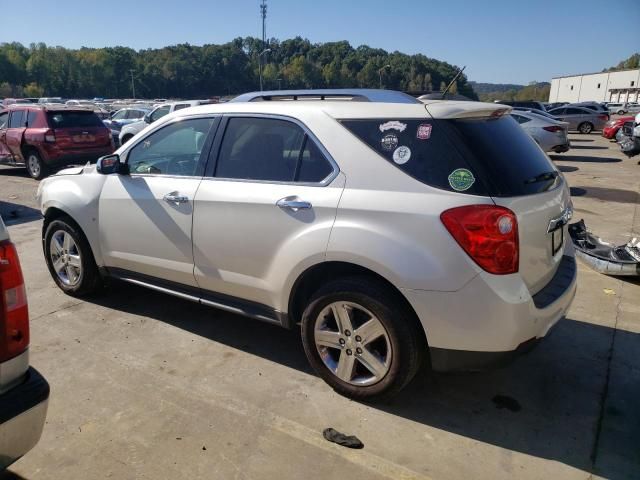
xmin=340 ymin=116 xmax=559 ymax=197
xmin=47 ymin=111 xmax=103 ymax=128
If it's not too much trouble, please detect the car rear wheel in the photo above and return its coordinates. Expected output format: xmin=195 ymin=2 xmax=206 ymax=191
xmin=26 ymin=151 xmax=48 ymax=180
xmin=301 ymin=277 xmax=424 ymax=400
xmin=578 ymin=122 xmax=594 ymax=134
xmin=44 ymin=218 xmax=103 ymax=296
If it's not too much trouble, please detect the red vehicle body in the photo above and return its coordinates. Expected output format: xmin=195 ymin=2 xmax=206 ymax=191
xmin=602 ymin=116 xmax=634 ymax=139
xmin=0 ymin=104 xmax=114 ymax=179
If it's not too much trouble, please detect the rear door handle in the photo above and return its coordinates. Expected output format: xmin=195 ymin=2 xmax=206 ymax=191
xmin=276 ymin=196 xmax=312 ymax=212
xmin=163 ymin=191 xmax=189 ymax=204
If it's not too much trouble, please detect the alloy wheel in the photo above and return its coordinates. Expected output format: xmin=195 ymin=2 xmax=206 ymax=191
xmin=28 ymin=154 xmax=41 ymax=178
xmin=49 ymin=230 xmax=82 ymax=286
xmin=314 ymin=301 xmax=391 ymax=386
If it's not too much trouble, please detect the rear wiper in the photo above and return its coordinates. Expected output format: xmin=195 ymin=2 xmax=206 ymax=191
xmin=524 ymin=171 xmax=559 ymax=184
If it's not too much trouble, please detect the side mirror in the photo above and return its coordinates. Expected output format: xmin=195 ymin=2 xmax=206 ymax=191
xmin=144 ymin=114 xmax=151 ymax=124
xmin=96 ymin=154 xmax=127 ymax=175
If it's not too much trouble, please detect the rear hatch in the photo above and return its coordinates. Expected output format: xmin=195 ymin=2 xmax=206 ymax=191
xmin=424 ymin=105 xmax=571 ymax=293
xmin=46 ymin=110 xmax=111 ymax=150
xmin=341 ymin=103 xmax=571 ymax=294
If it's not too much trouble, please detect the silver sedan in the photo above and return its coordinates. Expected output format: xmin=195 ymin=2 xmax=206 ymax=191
xmin=511 ymin=110 xmax=571 ymax=153
xmin=547 ymin=106 xmax=608 ymax=133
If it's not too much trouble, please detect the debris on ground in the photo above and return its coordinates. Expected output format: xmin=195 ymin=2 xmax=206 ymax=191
xmin=569 ymin=220 xmax=640 ymax=276
xmin=322 ymin=428 xmax=364 ymax=449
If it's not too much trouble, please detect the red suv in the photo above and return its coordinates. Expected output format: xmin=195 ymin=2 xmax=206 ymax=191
xmin=0 ymin=105 xmax=114 ymax=179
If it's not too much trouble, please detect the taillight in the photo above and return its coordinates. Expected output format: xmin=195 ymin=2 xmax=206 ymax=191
xmin=0 ymin=240 xmax=29 ymax=362
xmin=44 ymin=129 xmax=56 ymax=143
xmin=440 ymin=205 xmax=519 ymax=275
xmin=543 ymin=125 xmax=563 ymax=132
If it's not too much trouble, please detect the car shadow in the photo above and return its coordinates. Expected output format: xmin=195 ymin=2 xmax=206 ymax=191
xmin=0 ymin=166 xmax=29 ymax=178
xmin=557 ymin=165 xmax=579 ymax=173
xmin=549 ymin=155 xmax=622 ymax=163
xmin=0 ymin=201 xmax=42 ymax=226
xmin=569 ymin=139 xmax=595 ymax=142
xmin=0 ymin=471 xmax=29 ymax=480
xmin=85 ymin=280 xmax=637 ymax=479
xmin=571 ymin=145 xmax=608 ymax=150
xmin=569 ymin=186 xmax=639 ymax=204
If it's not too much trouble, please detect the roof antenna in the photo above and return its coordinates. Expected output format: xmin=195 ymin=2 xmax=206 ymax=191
xmin=441 ymin=66 xmax=466 ymax=99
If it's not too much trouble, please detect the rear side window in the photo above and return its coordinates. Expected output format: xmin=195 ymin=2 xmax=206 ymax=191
xmin=173 ymin=104 xmax=190 ymax=111
xmin=341 ymin=116 xmax=557 ymax=196
xmin=26 ymin=110 xmax=38 ymax=126
xmin=215 ymin=117 xmax=333 ymax=183
xmin=0 ymin=112 xmax=8 ymax=129
xmin=8 ymin=110 xmax=25 ymax=128
xmin=47 ymin=111 xmax=103 ymax=128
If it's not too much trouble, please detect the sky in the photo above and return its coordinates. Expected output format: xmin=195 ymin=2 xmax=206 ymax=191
xmin=1 ymin=0 xmax=639 ymax=85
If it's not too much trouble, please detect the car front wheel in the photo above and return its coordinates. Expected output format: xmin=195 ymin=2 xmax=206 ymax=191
xmin=301 ymin=277 xmax=424 ymax=400
xmin=44 ymin=218 xmax=103 ymax=296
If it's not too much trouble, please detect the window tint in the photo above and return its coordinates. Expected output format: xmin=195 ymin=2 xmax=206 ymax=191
xmin=150 ymin=105 xmax=171 ymax=122
xmin=8 ymin=110 xmax=25 ymax=128
xmin=511 ymin=114 xmax=531 ymax=124
xmin=127 ymin=117 xmax=214 ymax=176
xmin=297 ymin=137 xmax=334 ymax=182
xmin=341 ymin=116 xmax=557 ymax=197
xmin=46 ymin=111 xmax=103 ymax=128
xmin=566 ymin=108 xmax=585 ymax=115
xmin=0 ymin=112 xmax=8 ymax=129
xmin=26 ymin=110 xmax=38 ymax=126
xmin=549 ymin=108 xmax=564 ymax=115
xmin=173 ymin=104 xmax=190 ymax=111
xmin=112 ymin=110 xmax=127 ymax=120
xmin=126 ymin=110 xmax=143 ymax=119
xmin=215 ymin=117 xmax=306 ymax=182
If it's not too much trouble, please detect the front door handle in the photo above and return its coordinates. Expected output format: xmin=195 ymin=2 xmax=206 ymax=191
xmin=276 ymin=196 xmax=312 ymax=212
xmin=163 ymin=191 xmax=189 ymax=204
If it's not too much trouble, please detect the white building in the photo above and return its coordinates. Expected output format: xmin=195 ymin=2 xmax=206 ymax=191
xmin=549 ymin=69 xmax=640 ymax=103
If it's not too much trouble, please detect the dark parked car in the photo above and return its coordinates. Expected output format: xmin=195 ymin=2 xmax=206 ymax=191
xmin=0 ymin=215 xmax=49 ymax=470
xmin=496 ymin=100 xmax=547 ymax=111
xmin=0 ymin=105 xmax=114 ymax=179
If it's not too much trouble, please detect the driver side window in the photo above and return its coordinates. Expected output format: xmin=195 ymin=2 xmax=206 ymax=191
xmin=126 ymin=117 xmax=215 ymax=177
xmin=150 ymin=105 xmax=171 ymax=123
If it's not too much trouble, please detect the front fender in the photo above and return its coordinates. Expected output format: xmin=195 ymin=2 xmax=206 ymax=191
xmin=39 ymin=173 xmax=107 ymax=265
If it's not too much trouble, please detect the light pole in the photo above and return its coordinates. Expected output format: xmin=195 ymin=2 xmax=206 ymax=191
xmin=129 ymin=69 xmax=136 ymax=99
xmin=378 ymin=64 xmax=391 ymax=89
xmin=258 ymin=48 xmax=271 ymax=91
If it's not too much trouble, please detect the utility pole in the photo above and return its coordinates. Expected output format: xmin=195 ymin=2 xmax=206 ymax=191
xmin=129 ymin=69 xmax=136 ymax=99
xmin=259 ymin=0 xmax=267 ymax=91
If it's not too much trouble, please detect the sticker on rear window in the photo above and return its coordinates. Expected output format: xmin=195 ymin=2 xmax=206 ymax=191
xmin=379 ymin=121 xmax=407 ymax=133
xmin=381 ymin=133 xmax=398 ymax=151
xmin=448 ymin=168 xmax=475 ymax=191
xmin=416 ymin=123 xmax=432 ymax=140
xmin=393 ymin=146 xmax=411 ymax=164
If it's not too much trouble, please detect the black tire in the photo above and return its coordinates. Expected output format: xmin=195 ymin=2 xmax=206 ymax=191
xmin=578 ymin=122 xmax=594 ymax=134
xmin=25 ymin=150 xmax=48 ymax=180
xmin=301 ymin=276 xmax=425 ymax=401
xmin=43 ymin=217 xmax=103 ymax=296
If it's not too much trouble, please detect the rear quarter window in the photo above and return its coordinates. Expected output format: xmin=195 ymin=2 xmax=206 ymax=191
xmin=341 ymin=116 xmax=558 ymax=197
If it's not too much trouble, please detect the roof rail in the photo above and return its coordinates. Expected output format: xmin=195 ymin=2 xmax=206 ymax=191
xmin=230 ymin=89 xmax=420 ymax=104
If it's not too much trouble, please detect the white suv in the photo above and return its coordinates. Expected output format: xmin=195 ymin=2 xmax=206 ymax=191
xmin=37 ymin=89 xmax=577 ymax=399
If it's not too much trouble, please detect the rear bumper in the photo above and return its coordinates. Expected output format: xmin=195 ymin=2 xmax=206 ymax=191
xmin=42 ymin=149 xmax=113 ymax=166
xmin=403 ymin=252 xmax=577 ymax=372
xmin=0 ymin=368 xmax=49 ymax=469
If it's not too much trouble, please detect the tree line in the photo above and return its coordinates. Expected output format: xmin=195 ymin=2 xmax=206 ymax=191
xmin=477 ymin=82 xmax=551 ymax=103
xmin=0 ymin=38 xmax=477 ymax=100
